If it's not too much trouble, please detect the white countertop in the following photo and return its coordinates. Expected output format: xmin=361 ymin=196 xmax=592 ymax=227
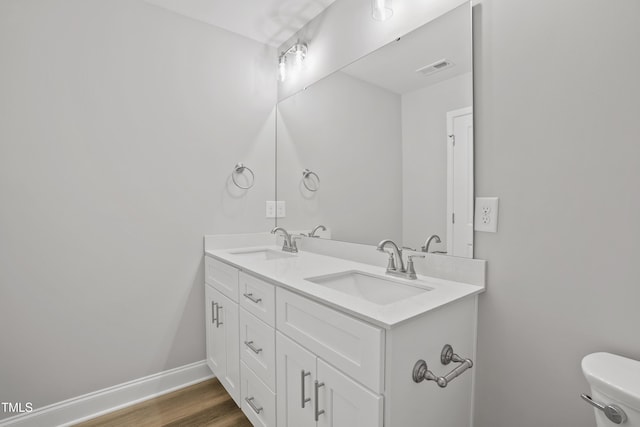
xmin=205 ymin=245 xmax=484 ymax=329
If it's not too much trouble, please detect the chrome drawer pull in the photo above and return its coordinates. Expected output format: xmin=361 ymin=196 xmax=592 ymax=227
xmin=301 ymin=370 xmax=311 ymax=408
xmin=244 ymin=340 xmax=263 ymax=354
xmin=211 ymin=302 xmax=216 ymax=325
xmin=314 ymin=380 xmax=325 ymax=421
xmin=243 ymin=293 xmax=262 ymax=304
xmin=215 ymin=304 xmax=223 ymax=328
xmin=245 ymin=396 xmax=263 ymax=414
xmin=581 ymin=394 xmax=627 ymax=424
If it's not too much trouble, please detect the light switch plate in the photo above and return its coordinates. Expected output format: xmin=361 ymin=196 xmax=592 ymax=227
xmin=266 ymin=201 xmax=276 ymax=218
xmin=475 ymin=197 xmax=499 ymax=232
xmin=276 ymin=201 xmax=286 ymax=218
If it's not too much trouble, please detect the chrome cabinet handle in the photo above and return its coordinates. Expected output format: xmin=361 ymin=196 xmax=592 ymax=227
xmin=211 ymin=302 xmax=216 ymax=324
xmin=314 ymin=380 xmax=325 ymax=421
xmin=245 ymin=396 xmax=263 ymax=414
xmin=244 ymin=340 xmax=263 ymax=354
xmin=243 ymin=293 xmax=262 ymax=304
xmin=581 ymin=394 xmax=627 ymax=424
xmin=215 ymin=304 xmax=223 ymax=328
xmin=301 ymin=370 xmax=311 ymax=408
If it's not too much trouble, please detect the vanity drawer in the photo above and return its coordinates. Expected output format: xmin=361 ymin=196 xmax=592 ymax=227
xmin=276 ymin=288 xmax=384 ymax=393
xmin=205 ymin=256 xmax=239 ymax=302
xmin=240 ymin=308 xmax=276 ymax=391
xmin=241 ymin=361 xmax=276 ymax=427
xmin=239 ymin=272 xmax=276 ymax=327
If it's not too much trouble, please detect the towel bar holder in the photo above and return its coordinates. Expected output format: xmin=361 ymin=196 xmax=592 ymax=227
xmin=412 ymin=344 xmax=473 ymax=388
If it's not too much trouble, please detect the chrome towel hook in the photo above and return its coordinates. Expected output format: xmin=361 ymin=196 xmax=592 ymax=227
xmin=413 ymin=344 xmax=473 ymax=388
xmin=232 ymin=163 xmax=255 ymax=189
xmin=302 ymin=168 xmax=320 ymax=192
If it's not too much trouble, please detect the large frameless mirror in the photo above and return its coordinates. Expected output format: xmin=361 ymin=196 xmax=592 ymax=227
xmin=276 ymin=2 xmax=474 ymax=258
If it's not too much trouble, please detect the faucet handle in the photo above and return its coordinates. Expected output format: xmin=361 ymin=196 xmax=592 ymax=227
xmin=383 ymin=251 xmax=396 ymax=271
xmin=406 ymin=254 xmax=425 ymax=278
xmin=291 ymin=234 xmax=304 ymax=250
xmin=402 ymin=246 xmax=417 ymax=251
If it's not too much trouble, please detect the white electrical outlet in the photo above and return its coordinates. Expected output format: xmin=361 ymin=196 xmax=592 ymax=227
xmin=475 ymin=197 xmax=499 ymax=232
xmin=266 ymin=201 xmax=276 ymax=218
xmin=276 ymin=201 xmax=286 ymax=218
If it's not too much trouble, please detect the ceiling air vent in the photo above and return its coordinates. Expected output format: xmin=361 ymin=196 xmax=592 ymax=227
xmin=416 ymin=59 xmax=454 ymax=76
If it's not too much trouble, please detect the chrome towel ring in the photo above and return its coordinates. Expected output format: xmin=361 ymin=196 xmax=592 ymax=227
xmin=302 ymin=168 xmax=320 ymax=192
xmin=232 ymin=163 xmax=255 ymax=189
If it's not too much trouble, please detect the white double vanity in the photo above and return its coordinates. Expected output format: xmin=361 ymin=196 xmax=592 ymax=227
xmin=203 ymin=234 xmax=485 ymax=427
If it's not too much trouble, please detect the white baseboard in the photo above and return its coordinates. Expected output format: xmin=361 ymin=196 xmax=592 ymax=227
xmin=0 ymin=360 xmax=214 ymax=427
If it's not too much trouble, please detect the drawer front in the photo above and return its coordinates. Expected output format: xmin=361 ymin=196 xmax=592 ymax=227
xmin=241 ymin=361 xmax=276 ymax=427
xmin=240 ymin=309 xmax=276 ymax=391
xmin=205 ymin=256 xmax=239 ymax=302
xmin=276 ymin=288 xmax=384 ymax=393
xmin=239 ymin=272 xmax=276 ymax=327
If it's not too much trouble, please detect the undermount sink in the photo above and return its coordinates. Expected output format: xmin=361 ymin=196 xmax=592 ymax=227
xmin=305 ymin=270 xmax=432 ymax=305
xmin=227 ymin=248 xmax=296 ymax=261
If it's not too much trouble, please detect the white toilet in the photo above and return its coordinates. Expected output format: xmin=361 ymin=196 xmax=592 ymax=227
xmin=582 ymin=352 xmax=640 ymax=425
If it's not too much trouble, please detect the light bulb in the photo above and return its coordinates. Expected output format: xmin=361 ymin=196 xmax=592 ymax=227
xmin=372 ymin=0 xmax=393 ymax=21
xmin=279 ymin=57 xmax=287 ymax=82
xmin=293 ymin=43 xmax=307 ymax=70
xmin=295 ymin=51 xmax=304 ymax=69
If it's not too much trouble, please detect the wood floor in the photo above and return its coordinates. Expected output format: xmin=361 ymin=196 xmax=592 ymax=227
xmin=74 ymin=378 xmax=252 ymax=427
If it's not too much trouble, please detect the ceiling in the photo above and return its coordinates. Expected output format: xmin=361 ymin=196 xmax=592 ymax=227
xmin=144 ymin=0 xmax=336 ymax=47
xmin=341 ymin=3 xmax=471 ymax=94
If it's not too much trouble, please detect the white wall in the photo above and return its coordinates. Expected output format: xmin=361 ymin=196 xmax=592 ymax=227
xmin=277 ymin=71 xmax=402 ymax=245
xmin=276 ymin=0 xmax=640 ymax=426
xmin=473 ymin=1 xmax=640 ymax=426
xmin=401 ymin=72 xmax=472 ymax=252
xmin=0 ymin=0 xmax=275 ymax=417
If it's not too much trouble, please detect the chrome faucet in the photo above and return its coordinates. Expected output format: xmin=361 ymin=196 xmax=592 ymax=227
xmin=309 ymin=224 xmax=326 ymax=238
xmin=376 ymin=239 xmax=424 ymax=279
xmin=377 ymin=239 xmax=405 ymax=272
xmin=421 ymin=234 xmax=441 ymax=253
xmin=271 ymin=227 xmax=298 ymax=253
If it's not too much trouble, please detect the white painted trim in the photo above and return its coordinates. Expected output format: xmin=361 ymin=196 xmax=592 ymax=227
xmin=446 ymin=106 xmax=474 ymax=258
xmin=0 ymin=361 xmax=214 ymax=427
xmin=469 ymin=296 xmax=479 ymax=427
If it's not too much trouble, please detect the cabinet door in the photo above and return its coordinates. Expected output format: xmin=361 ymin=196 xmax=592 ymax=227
xmin=316 ymin=359 xmax=383 ymax=427
xmin=276 ymin=332 xmax=316 ymax=427
xmin=205 ymin=285 xmax=224 ymax=375
xmin=205 ymin=285 xmax=240 ymax=405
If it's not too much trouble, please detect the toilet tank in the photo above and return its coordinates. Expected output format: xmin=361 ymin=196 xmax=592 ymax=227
xmin=582 ymin=352 xmax=640 ymax=426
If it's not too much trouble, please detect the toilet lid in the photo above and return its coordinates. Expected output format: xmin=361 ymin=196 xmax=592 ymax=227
xmin=582 ymin=352 xmax=640 ymax=411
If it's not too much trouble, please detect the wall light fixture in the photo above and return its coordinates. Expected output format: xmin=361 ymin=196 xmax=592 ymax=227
xmin=279 ymin=42 xmax=307 ymax=82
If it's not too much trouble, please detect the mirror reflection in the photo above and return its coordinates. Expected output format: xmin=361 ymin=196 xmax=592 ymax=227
xmin=276 ymin=3 xmax=474 ymax=258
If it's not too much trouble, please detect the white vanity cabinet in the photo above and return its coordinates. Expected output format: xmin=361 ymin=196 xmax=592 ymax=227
xmin=205 ymin=253 xmax=479 ymax=427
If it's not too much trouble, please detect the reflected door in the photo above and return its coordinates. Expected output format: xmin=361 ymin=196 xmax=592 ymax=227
xmin=447 ymin=107 xmax=474 ymax=258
